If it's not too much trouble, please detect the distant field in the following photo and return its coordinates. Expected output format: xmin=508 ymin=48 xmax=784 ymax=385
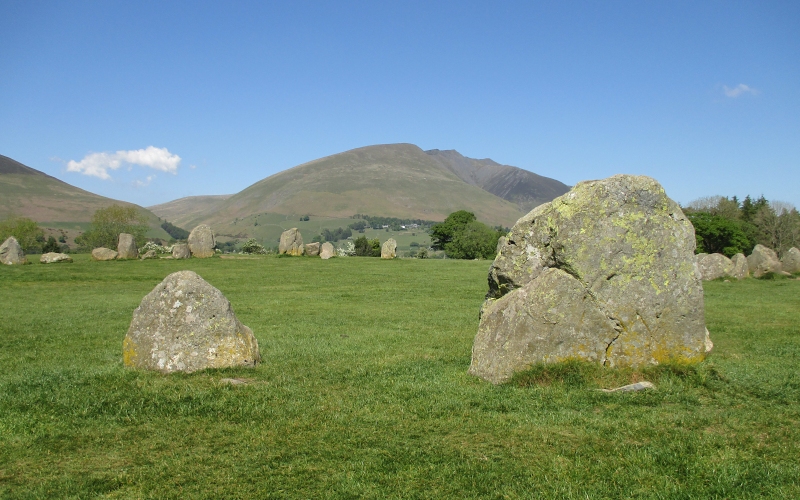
xmin=1 ymin=257 xmax=798 ymax=497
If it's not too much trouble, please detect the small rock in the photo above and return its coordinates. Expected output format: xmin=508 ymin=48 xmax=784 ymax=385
xmin=219 ymin=378 xmax=249 ymax=386
xmin=40 ymin=252 xmax=72 ymax=264
xmin=598 ymin=381 xmax=655 ymax=393
xmin=117 ymin=233 xmax=138 ymax=259
xmin=0 ymin=236 xmax=27 ymax=265
xmin=92 ymin=247 xmax=118 ymax=261
xmin=140 ymin=249 xmax=158 ymax=260
xmin=172 ymin=243 xmax=190 ymax=259
xmin=319 ymin=242 xmax=335 ymax=260
xmin=305 ymin=241 xmax=321 ymax=256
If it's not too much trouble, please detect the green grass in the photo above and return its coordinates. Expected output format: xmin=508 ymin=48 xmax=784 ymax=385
xmin=1 ymin=257 xmax=799 ymax=498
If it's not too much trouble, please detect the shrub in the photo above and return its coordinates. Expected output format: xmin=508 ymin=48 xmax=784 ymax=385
xmin=76 ymin=205 xmax=148 ymax=250
xmin=0 ymin=216 xmax=43 ymax=253
xmin=42 ymin=236 xmax=61 ymax=253
xmin=241 ymin=238 xmax=267 ymax=255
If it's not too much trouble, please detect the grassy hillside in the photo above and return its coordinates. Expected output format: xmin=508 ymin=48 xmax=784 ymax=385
xmin=0 ymin=154 xmax=171 ymax=241
xmin=156 ymin=144 xmax=527 ymax=232
xmin=148 ymin=194 xmax=232 ymax=229
xmin=0 ymin=257 xmax=798 ymax=497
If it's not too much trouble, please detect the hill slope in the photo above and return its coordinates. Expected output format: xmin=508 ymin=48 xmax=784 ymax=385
xmin=152 ymin=144 xmax=567 ymax=232
xmin=148 ymin=195 xmax=232 ymax=229
xmin=0 ymin=154 xmax=170 ymax=238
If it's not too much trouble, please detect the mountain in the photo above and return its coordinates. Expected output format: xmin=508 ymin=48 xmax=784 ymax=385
xmin=0 ymin=154 xmax=170 ymax=238
xmin=150 ymin=144 xmax=568 ymax=231
xmin=148 ymin=195 xmax=232 ymax=229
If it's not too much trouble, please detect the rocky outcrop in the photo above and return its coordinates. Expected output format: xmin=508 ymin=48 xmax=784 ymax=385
xmin=781 ymin=247 xmax=800 ymax=274
xmin=0 ymin=236 xmax=27 ymax=265
xmin=279 ymin=228 xmax=304 ymax=256
xmin=188 ymin=224 xmax=216 ymax=258
xmin=172 ymin=243 xmax=190 ymax=259
xmin=730 ymin=253 xmax=749 ymax=279
xmin=469 ymin=174 xmax=708 ymax=384
xmin=123 ymin=270 xmax=260 ymax=373
xmin=747 ymin=244 xmax=783 ymax=278
xmin=696 ymin=253 xmax=733 ymax=281
xmin=117 ymin=233 xmax=138 ymax=259
xmin=304 ymin=242 xmax=321 ymax=256
xmin=92 ymin=247 xmax=118 ymax=261
xmin=381 ymin=238 xmax=397 ymax=259
xmin=40 ymin=252 xmax=72 ymax=264
xmin=320 ymin=242 xmax=335 ymax=260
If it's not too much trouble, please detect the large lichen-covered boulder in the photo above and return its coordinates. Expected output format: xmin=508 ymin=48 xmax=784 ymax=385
xmin=0 ymin=236 xmax=27 ymax=265
xmin=279 ymin=228 xmax=304 ymax=256
xmin=117 ymin=233 xmax=138 ymax=259
xmin=470 ymin=174 xmax=708 ymax=384
xmin=172 ymin=243 xmax=190 ymax=259
xmin=92 ymin=247 xmax=118 ymax=261
xmin=188 ymin=224 xmax=216 ymax=258
xmin=40 ymin=252 xmax=73 ymax=264
xmin=320 ymin=242 xmax=335 ymax=260
xmin=381 ymin=238 xmax=397 ymax=259
xmin=696 ymin=253 xmax=733 ymax=281
xmin=781 ymin=247 xmax=800 ymax=274
xmin=304 ymin=242 xmax=321 ymax=256
xmin=747 ymin=244 xmax=782 ymax=278
xmin=730 ymin=253 xmax=749 ymax=279
xmin=123 ymin=270 xmax=260 ymax=373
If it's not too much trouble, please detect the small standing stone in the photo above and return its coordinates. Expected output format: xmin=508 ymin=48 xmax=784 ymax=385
xmin=188 ymin=224 xmax=216 ymax=258
xmin=305 ymin=242 xmax=321 ymax=256
xmin=123 ymin=270 xmax=260 ymax=373
xmin=172 ymin=243 xmax=191 ymax=259
xmin=92 ymin=247 xmax=118 ymax=261
xmin=381 ymin=238 xmax=397 ymax=259
xmin=0 ymin=236 xmax=27 ymax=265
xmin=730 ymin=253 xmax=749 ymax=279
xmin=117 ymin=233 xmax=138 ymax=259
xmin=781 ymin=247 xmax=800 ymax=274
xmin=279 ymin=228 xmax=304 ymax=256
xmin=320 ymin=242 xmax=335 ymax=260
xmin=40 ymin=252 xmax=72 ymax=264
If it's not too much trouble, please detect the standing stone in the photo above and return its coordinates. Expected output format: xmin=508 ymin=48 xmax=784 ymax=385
xmin=140 ymin=249 xmax=158 ymax=260
xmin=188 ymin=224 xmax=216 ymax=258
xmin=747 ymin=244 xmax=782 ymax=278
xmin=92 ymin=247 xmax=118 ymax=261
xmin=696 ymin=253 xmax=733 ymax=281
xmin=40 ymin=252 xmax=72 ymax=264
xmin=123 ymin=270 xmax=260 ymax=373
xmin=320 ymin=242 xmax=335 ymax=260
xmin=117 ymin=233 xmax=138 ymax=259
xmin=0 ymin=236 xmax=27 ymax=265
xmin=730 ymin=253 xmax=749 ymax=279
xmin=470 ymin=174 xmax=708 ymax=384
xmin=279 ymin=228 xmax=304 ymax=256
xmin=381 ymin=238 xmax=397 ymax=259
xmin=304 ymin=242 xmax=321 ymax=256
xmin=781 ymin=247 xmax=800 ymax=274
xmin=172 ymin=243 xmax=190 ymax=259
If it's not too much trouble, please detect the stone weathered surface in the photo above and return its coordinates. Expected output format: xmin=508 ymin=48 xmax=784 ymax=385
xmin=470 ymin=174 xmax=708 ymax=384
xmin=172 ymin=243 xmax=190 ymax=259
xmin=304 ymin=242 xmax=321 ymax=256
xmin=92 ymin=247 xmax=118 ymax=261
xmin=123 ymin=270 xmax=260 ymax=373
xmin=696 ymin=253 xmax=733 ymax=281
xmin=188 ymin=224 xmax=216 ymax=258
xmin=781 ymin=247 xmax=800 ymax=274
xmin=40 ymin=252 xmax=72 ymax=264
xmin=730 ymin=253 xmax=749 ymax=279
xmin=117 ymin=233 xmax=138 ymax=259
xmin=279 ymin=228 xmax=304 ymax=256
xmin=320 ymin=242 xmax=335 ymax=259
xmin=747 ymin=244 xmax=782 ymax=278
xmin=381 ymin=238 xmax=397 ymax=259
xmin=140 ymin=249 xmax=158 ymax=260
xmin=0 ymin=236 xmax=27 ymax=265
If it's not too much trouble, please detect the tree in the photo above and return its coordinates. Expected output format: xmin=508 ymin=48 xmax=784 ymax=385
xmin=429 ymin=210 xmax=476 ymax=250
xmin=445 ymin=220 xmax=501 ymax=259
xmin=0 ymin=216 xmax=44 ymax=253
xmin=160 ymin=220 xmax=189 ymax=240
xmin=42 ymin=236 xmax=61 ymax=253
xmin=353 ymin=236 xmax=381 ymax=257
xmin=76 ymin=205 xmax=149 ymax=250
xmin=688 ymin=212 xmax=751 ymax=257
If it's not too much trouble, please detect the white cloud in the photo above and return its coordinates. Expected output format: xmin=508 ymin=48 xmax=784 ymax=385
xmin=133 ymin=175 xmax=155 ymax=188
xmin=66 ymin=146 xmax=181 ymax=180
xmin=723 ymin=84 xmax=759 ymax=98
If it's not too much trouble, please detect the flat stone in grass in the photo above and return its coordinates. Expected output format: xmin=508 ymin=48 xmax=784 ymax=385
xmin=188 ymin=224 xmax=216 ymax=258
xmin=747 ymin=244 xmax=782 ymax=278
xmin=117 ymin=233 xmax=138 ymax=259
xmin=381 ymin=238 xmax=397 ymax=259
xmin=123 ymin=270 xmax=260 ymax=373
xmin=0 ymin=236 xmax=27 ymax=265
xmin=781 ymin=247 xmax=800 ymax=274
xmin=279 ymin=228 xmax=304 ymax=256
xmin=172 ymin=243 xmax=190 ymax=259
xmin=40 ymin=252 xmax=72 ymax=264
xmin=140 ymin=249 xmax=158 ymax=260
xmin=92 ymin=247 xmax=118 ymax=261
xmin=320 ymin=242 xmax=335 ymax=259
xmin=470 ymin=174 xmax=708 ymax=384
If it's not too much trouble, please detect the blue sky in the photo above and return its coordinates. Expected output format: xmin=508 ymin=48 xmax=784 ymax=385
xmin=1 ymin=1 xmax=798 ymax=210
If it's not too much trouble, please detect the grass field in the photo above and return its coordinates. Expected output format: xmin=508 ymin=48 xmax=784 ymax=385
xmin=1 ymin=256 xmax=799 ymax=498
